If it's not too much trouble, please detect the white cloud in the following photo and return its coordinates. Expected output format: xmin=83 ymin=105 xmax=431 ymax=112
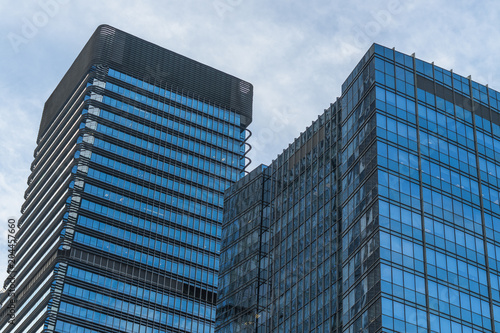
xmin=1 ymin=0 xmax=500 ymax=284
xmin=0 ymin=87 xmax=40 ymax=285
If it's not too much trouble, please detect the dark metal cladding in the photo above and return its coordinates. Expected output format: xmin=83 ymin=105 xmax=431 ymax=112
xmin=38 ymin=24 xmax=253 ymax=141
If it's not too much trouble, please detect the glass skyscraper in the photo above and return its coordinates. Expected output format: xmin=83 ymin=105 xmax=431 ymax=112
xmin=216 ymin=44 xmax=500 ymax=332
xmin=0 ymin=25 xmax=253 ymax=332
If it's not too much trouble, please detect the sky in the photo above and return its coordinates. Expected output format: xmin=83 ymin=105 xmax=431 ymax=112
xmin=0 ymin=0 xmax=499 ymax=284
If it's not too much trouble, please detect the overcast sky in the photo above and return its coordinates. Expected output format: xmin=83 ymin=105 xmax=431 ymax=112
xmin=0 ymin=0 xmax=499 ymax=284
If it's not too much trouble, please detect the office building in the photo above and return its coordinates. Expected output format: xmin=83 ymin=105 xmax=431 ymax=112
xmin=0 ymin=25 xmax=253 ymax=332
xmin=216 ymin=44 xmax=500 ymax=333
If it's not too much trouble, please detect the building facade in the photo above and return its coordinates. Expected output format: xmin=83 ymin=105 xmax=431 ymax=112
xmin=216 ymin=44 xmax=500 ymax=333
xmin=0 ymin=25 xmax=252 ymax=333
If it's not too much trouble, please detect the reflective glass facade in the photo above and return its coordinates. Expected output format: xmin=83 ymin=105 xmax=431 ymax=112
xmin=217 ymin=105 xmax=340 ymax=332
xmin=217 ymin=44 xmax=500 ymax=332
xmin=372 ymin=44 xmax=500 ymax=333
xmin=0 ymin=25 xmax=252 ymax=333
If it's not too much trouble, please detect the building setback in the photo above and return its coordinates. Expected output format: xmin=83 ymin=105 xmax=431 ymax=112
xmin=216 ymin=44 xmax=500 ymax=333
xmin=0 ymin=25 xmax=253 ymax=333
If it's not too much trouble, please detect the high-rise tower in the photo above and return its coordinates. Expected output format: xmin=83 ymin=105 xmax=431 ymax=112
xmin=0 ymin=25 xmax=252 ymax=333
xmin=217 ymin=44 xmax=500 ymax=333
